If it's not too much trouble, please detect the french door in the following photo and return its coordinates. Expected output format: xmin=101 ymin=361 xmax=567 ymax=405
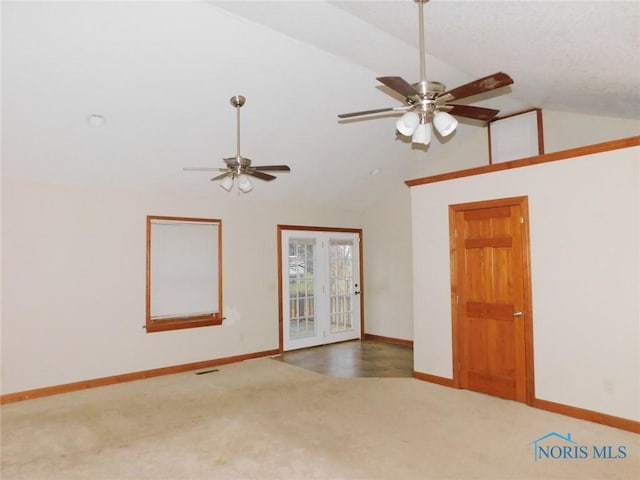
xmin=280 ymin=228 xmax=362 ymax=351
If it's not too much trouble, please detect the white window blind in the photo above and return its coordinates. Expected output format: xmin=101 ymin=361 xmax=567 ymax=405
xmin=150 ymin=220 xmax=219 ymax=320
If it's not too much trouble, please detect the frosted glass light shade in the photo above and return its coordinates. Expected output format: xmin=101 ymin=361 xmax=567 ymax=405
xmin=412 ymin=123 xmax=431 ymax=145
xmin=237 ymin=175 xmax=253 ymax=193
xmin=396 ymin=112 xmax=420 ymax=136
xmin=433 ymin=111 xmax=458 ymax=137
xmin=219 ymin=176 xmax=234 ymax=192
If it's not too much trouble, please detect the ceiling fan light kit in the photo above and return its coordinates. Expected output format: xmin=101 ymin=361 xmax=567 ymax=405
xmin=219 ymin=175 xmax=234 ymax=192
xmin=433 ymin=111 xmax=458 ymax=137
xmin=412 ymin=122 xmax=431 ymax=145
xmin=396 ymin=111 xmax=420 ymax=136
xmin=237 ymin=174 xmax=253 ymax=193
xmin=338 ymin=0 xmax=514 ymax=148
xmin=183 ymin=95 xmax=290 ymax=193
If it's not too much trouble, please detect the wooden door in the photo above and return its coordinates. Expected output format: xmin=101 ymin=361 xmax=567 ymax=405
xmin=450 ymin=197 xmax=533 ymax=403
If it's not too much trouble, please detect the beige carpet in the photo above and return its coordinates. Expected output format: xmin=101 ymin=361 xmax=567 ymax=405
xmin=1 ymin=358 xmax=638 ymax=479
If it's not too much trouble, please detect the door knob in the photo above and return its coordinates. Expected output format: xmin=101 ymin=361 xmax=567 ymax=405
xmin=513 ymin=311 xmax=523 ymax=317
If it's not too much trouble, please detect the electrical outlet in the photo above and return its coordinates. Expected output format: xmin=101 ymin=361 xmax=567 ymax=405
xmin=603 ymin=379 xmax=614 ymax=394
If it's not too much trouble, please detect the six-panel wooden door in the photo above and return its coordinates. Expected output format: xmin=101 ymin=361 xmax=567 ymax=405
xmin=451 ymin=197 xmax=532 ymax=403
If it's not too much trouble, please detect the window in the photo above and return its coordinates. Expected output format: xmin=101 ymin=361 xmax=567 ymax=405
xmin=146 ymin=215 xmax=222 ymax=333
xmin=489 ymin=108 xmax=544 ymax=164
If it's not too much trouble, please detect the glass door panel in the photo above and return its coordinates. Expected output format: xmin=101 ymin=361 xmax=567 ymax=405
xmin=329 ymin=239 xmax=355 ymax=334
xmin=282 ymin=229 xmax=361 ymax=351
xmin=288 ymin=239 xmax=316 ymax=341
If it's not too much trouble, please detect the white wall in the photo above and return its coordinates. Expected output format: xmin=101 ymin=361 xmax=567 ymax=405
xmin=358 ymin=127 xmax=493 ymax=342
xmin=0 ymin=179 xmax=361 ymax=394
xmin=409 ymin=127 xmax=491 ymax=179
xmin=410 ymin=145 xmax=640 ymax=420
xmin=358 ymin=110 xmax=640 ymax=344
xmin=543 ymin=110 xmax=640 ymax=153
xmin=361 ymin=183 xmax=413 ymax=341
xmin=2 ymin=111 xmax=637 ymax=396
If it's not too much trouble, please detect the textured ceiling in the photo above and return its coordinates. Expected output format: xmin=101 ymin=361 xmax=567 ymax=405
xmin=330 ymin=0 xmax=640 ymax=119
xmin=3 ymin=1 xmax=639 ymax=210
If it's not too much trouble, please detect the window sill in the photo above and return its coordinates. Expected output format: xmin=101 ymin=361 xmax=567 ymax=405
xmin=146 ymin=314 xmax=223 ymax=333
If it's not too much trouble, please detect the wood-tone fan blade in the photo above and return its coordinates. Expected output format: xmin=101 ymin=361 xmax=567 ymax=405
xmin=443 ymin=72 xmax=513 ymax=101
xmin=446 ymin=104 xmax=500 ymax=122
xmin=338 ymin=105 xmax=412 ymax=119
xmin=251 ymin=165 xmax=291 ymax=172
xmin=183 ymin=167 xmax=226 ymax=172
xmin=377 ymin=76 xmax=420 ymax=98
xmin=246 ymin=170 xmax=276 ymax=181
xmin=210 ymin=172 xmax=231 ymax=181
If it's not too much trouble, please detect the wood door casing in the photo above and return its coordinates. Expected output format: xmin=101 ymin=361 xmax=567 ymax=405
xmin=277 ymin=225 xmax=364 ymax=353
xmin=449 ymin=196 xmax=534 ymax=404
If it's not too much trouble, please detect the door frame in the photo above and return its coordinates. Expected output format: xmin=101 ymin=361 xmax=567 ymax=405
xmin=277 ymin=225 xmax=364 ymax=353
xmin=448 ymin=196 xmax=535 ymax=405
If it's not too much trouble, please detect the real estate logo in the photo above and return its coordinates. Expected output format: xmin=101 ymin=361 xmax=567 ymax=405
xmin=528 ymin=432 xmax=627 ymax=462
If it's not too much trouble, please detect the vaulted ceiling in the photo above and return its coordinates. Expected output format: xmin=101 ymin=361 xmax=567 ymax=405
xmin=3 ymin=1 xmax=639 ymax=209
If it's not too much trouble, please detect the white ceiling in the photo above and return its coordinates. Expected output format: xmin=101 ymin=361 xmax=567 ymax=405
xmin=3 ymin=1 xmax=639 ymax=210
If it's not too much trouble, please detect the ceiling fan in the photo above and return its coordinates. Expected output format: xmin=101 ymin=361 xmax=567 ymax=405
xmin=338 ymin=0 xmax=514 ymax=146
xmin=184 ymin=95 xmax=290 ymax=193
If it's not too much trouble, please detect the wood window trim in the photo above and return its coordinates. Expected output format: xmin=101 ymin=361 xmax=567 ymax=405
xmin=145 ymin=313 xmax=222 ymax=334
xmin=488 ymin=108 xmax=544 ymax=164
xmin=146 ymin=215 xmax=223 ymax=333
xmin=405 ymin=135 xmax=640 ymax=187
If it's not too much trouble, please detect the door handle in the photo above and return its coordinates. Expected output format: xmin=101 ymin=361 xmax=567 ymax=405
xmin=513 ymin=311 xmax=523 ymax=317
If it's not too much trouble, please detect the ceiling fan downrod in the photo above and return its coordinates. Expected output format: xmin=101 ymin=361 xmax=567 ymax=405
xmin=418 ymin=0 xmax=428 ymax=84
xmin=230 ymin=95 xmax=246 ymax=167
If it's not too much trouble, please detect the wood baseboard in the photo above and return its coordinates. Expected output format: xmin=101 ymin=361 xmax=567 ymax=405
xmin=363 ymin=333 xmax=413 ymax=348
xmin=413 ymin=370 xmax=456 ymax=388
xmin=532 ymin=397 xmax=640 ymax=434
xmin=7 ymin=349 xmax=637 ymax=434
xmin=413 ymin=371 xmax=639 ymax=433
xmin=0 ymin=348 xmax=280 ymax=404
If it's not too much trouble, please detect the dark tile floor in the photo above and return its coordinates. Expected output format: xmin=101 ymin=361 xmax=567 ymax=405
xmin=276 ymin=339 xmax=413 ymax=378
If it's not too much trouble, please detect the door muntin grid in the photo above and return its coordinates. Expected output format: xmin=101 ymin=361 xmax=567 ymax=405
xmin=329 ymin=239 xmax=354 ymax=333
xmin=288 ymin=239 xmax=316 ymax=340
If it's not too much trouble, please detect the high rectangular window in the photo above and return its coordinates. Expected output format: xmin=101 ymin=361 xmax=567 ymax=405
xmin=146 ymin=216 xmax=222 ymax=333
